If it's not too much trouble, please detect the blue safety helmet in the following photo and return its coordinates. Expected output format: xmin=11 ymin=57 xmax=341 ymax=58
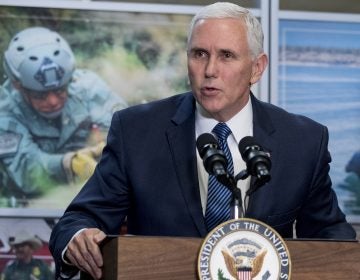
xmin=3 ymin=27 xmax=75 ymax=92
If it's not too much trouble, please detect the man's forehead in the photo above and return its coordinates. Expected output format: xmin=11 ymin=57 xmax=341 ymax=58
xmin=189 ymin=20 xmax=249 ymax=52
xmin=191 ymin=18 xmax=247 ymax=40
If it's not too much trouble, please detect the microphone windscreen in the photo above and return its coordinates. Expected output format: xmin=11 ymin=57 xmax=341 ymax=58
xmin=196 ymin=133 xmax=217 ymax=157
xmin=238 ymin=136 xmax=257 ymax=156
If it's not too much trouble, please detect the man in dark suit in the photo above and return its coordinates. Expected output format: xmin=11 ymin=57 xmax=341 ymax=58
xmin=49 ymin=2 xmax=356 ymax=279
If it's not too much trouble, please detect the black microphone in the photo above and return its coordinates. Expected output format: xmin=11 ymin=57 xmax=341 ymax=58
xmin=196 ymin=133 xmax=241 ymax=205
xmin=196 ymin=133 xmax=227 ymax=176
xmin=238 ymin=136 xmax=271 ymax=184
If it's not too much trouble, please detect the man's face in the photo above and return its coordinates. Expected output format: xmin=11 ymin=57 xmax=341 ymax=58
xmin=13 ymin=243 xmax=34 ymax=263
xmin=21 ymin=86 xmax=68 ymax=117
xmin=13 ymin=81 xmax=68 ymax=118
xmin=187 ymin=18 xmax=267 ymax=122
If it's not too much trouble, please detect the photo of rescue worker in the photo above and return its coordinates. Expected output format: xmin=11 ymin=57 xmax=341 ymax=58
xmin=0 ymin=27 xmax=127 ymax=208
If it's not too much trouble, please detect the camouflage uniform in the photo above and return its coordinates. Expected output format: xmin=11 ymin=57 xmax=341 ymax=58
xmin=0 ymin=69 xmax=127 ymax=205
xmin=1 ymin=258 xmax=53 ymax=280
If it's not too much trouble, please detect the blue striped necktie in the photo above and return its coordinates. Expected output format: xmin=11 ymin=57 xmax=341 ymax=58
xmin=205 ymin=122 xmax=234 ymax=231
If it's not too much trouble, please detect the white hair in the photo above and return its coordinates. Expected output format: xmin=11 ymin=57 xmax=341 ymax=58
xmin=187 ymin=2 xmax=264 ymax=57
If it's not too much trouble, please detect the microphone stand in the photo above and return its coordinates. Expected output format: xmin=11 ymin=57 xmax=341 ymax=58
xmin=230 ymin=168 xmax=271 ymax=219
xmin=216 ymin=172 xmax=246 ymax=219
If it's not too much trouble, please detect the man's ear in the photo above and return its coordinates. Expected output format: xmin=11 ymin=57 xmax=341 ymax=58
xmin=12 ymin=80 xmax=30 ymax=104
xmin=250 ymin=53 xmax=268 ymax=85
xmin=12 ymin=80 xmax=22 ymax=90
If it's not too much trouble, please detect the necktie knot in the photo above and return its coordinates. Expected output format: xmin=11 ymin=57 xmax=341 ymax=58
xmin=212 ymin=122 xmax=232 ymax=142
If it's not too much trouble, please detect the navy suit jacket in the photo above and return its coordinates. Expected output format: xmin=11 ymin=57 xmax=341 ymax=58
xmin=49 ymin=92 xmax=355 ymax=275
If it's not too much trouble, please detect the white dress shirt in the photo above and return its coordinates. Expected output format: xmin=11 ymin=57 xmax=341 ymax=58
xmin=195 ymin=98 xmax=253 ymax=215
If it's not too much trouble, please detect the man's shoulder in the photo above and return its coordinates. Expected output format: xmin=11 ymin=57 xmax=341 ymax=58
xmin=68 ymin=69 xmax=126 ymax=107
xmin=0 ymin=82 xmax=16 ymax=112
xmin=108 ymin=92 xmax=193 ymax=132
xmin=3 ymin=259 xmax=16 ymax=271
xmin=68 ymin=69 xmax=110 ymax=97
xmin=253 ymin=95 xmax=325 ymax=130
xmin=116 ymin=92 xmax=193 ymax=118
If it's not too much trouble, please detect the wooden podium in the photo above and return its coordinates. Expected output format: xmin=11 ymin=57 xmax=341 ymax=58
xmin=81 ymin=236 xmax=359 ymax=279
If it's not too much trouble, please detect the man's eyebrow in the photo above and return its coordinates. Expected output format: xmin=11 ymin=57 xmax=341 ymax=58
xmin=189 ymin=47 xmax=207 ymax=52
xmin=219 ymin=48 xmax=236 ymax=54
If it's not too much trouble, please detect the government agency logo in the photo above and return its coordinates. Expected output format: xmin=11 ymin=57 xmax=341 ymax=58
xmin=198 ymin=218 xmax=291 ymax=280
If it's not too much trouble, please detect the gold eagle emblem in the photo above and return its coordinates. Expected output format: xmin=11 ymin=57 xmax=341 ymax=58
xmin=221 ymin=238 xmax=267 ymax=279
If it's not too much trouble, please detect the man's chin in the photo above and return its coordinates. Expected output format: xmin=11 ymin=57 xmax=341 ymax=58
xmin=37 ymin=109 xmax=63 ymax=119
xmin=202 ymin=103 xmax=223 ymax=115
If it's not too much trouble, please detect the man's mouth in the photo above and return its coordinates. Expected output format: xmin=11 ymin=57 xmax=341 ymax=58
xmin=200 ymin=86 xmax=220 ymax=95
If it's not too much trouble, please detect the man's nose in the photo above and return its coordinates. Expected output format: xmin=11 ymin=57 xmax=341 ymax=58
xmin=205 ymin=56 xmax=219 ymax=78
xmin=45 ymin=92 xmax=62 ymax=104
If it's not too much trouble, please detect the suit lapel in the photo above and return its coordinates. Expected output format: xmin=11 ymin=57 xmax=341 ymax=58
xmin=166 ymin=93 xmax=208 ymax=236
xmin=164 ymin=93 xmax=280 ymax=231
xmin=246 ymin=94 xmax=279 ymax=219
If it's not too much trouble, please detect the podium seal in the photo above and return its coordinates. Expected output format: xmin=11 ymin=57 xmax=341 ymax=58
xmin=198 ymin=218 xmax=291 ymax=280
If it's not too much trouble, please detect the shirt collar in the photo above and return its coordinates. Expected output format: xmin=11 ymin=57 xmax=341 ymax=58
xmin=195 ymin=98 xmax=253 ymax=142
